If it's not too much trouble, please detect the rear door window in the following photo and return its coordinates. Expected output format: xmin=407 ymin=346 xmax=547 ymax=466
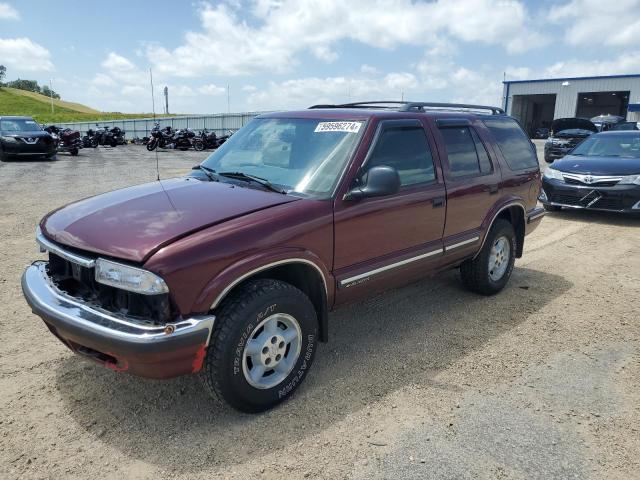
xmin=482 ymin=117 xmax=538 ymax=170
xmin=439 ymin=126 xmax=494 ymax=177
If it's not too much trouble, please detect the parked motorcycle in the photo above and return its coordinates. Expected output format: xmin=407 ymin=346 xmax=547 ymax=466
xmin=193 ymin=129 xmax=217 ymax=151
xmin=172 ymin=128 xmax=197 ymax=150
xmin=82 ymin=128 xmax=99 ymax=148
xmin=45 ymin=125 xmax=82 ymax=156
xmin=95 ymin=126 xmax=118 ymax=147
xmin=146 ymin=124 xmax=175 ymax=151
xmin=111 ymin=126 xmax=126 ymax=145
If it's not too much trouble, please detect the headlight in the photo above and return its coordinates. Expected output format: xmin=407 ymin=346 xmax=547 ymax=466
xmin=543 ymin=168 xmax=564 ymax=181
xmin=619 ymin=174 xmax=640 ymax=185
xmin=95 ymin=258 xmax=169 ymax=295
xmin=1 ymin=136 xmax=18 ymax=143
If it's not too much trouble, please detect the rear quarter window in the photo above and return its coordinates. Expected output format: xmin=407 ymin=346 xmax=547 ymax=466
xmin=482 ymin=117 xmax=538 ymax=170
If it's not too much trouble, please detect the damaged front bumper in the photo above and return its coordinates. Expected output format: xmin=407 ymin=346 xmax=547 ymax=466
xmin=22 ymin=261 xmax=215 ymax=378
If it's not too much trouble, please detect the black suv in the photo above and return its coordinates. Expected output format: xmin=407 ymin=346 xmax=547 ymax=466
xmin=0 ymin=116 xmax=57 ymax=162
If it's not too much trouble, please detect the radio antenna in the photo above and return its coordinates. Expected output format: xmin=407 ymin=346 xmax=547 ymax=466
xmin=150 ymin=68 xmax=160 ymax=181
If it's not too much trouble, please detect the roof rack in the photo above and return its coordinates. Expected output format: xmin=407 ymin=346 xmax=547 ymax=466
xmin=308 ymin=101 xmax=505 ymax=115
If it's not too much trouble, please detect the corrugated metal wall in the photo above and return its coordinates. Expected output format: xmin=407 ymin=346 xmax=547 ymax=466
xmin=54 ymin=112 xmax=269 ymax=139
xmin=503 ymin=76 xmax=640 ymax=119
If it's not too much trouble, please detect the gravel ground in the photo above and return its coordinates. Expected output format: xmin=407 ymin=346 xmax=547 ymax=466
xmin=1 ymin=142 xmax=639 ymax=479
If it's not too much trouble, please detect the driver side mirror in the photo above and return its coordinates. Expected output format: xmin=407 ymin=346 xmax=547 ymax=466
xmin=344 ymin=165 xmax=401 ymax=201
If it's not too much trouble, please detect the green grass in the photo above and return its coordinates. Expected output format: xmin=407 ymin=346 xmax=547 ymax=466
xmin=0 ymin=87 xmax=172 ymax=123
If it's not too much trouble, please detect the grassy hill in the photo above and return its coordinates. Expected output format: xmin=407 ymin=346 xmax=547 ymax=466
xmin=0 ymin=87 xmax=168 ymax=123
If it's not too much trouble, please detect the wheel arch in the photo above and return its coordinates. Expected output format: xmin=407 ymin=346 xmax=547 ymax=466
xmin=476 ymin=201 xmax=526 ymax=259
xmin=203 ymin=257 xmax=332 ymax=342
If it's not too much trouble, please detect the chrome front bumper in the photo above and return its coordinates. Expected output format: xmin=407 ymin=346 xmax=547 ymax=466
xmin=22 ymin=262 xmax=215 ymax=377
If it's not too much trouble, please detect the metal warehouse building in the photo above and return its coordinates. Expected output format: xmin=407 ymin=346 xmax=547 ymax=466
xmin=502 ymin=74 xmax=640 ymax=137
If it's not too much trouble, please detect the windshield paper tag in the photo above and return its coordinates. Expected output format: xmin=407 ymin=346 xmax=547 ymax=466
xmin=314 ymin=122 xmax=362 ymax=133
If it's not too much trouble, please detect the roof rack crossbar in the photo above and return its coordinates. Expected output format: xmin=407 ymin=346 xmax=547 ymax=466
xmin=308 ymin=101 xmax=505 ymax=115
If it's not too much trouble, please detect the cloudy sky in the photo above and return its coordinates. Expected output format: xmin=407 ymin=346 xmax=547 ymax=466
xmin=1 ymin=0 xmax=639 ymax=114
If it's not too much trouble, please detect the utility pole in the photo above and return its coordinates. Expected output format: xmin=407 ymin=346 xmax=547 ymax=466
xmin=163 ymin=86 xmax=169 ymax=114
xmin=49 ymin=79 xmax=54 ymax=113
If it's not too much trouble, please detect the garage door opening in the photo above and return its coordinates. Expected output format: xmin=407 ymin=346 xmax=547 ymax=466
xmin=510 ymin=94 xmax=557 ymax=138
xmin=576 ymin=91 xmax=629 ymax=119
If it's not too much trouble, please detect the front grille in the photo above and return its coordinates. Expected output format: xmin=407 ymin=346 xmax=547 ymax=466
xmin=47 ymin=252 xmax=173 ymax=324
xmin=550 ymin=192 xmax=625 ymax=210
xmin=564 ymin=177 xmax=620 ymax=187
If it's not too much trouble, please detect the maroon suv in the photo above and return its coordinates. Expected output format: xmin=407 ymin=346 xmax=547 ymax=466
xmin=22 ymin=102 xmax=545 ymax=412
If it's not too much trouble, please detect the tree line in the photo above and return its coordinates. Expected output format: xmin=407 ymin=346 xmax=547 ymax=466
xmin=0 ymin=65 xmax=60 ymax=99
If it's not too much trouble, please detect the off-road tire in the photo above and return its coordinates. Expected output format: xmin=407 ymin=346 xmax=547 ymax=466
xmin=202 ymin=278 xmax=318 ymax=412
xmin=543 ymin=204 xmax=561 ymax=212
xmin=460 ymin=219 xmax=516 ymax=295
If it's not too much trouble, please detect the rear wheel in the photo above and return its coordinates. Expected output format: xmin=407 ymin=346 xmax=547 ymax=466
xmin=202 ymin=279 xmax=318 ymax=412
xmin=460 ymin=219 xmax=516 ymax=295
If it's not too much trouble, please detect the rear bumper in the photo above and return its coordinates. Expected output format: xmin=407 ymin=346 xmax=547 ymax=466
xmin=22 ymin=262 xmax=215 ymax=378
xmin=540 ymin=179 xmax=640 ymax=213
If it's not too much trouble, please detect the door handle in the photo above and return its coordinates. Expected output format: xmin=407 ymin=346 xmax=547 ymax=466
xmin=488 ymin=185 xmax=499 ymax=195
xmin=433 ymin=196 xmax=446 ymax=208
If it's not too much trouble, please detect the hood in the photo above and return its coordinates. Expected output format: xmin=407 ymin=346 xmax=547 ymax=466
xmin=1 ymin=130 xmax=50 ymax=138
xmin=552 ymin=154 xmax=640 ymax=176
xmin=41 ymin=178 xmax=299 ymax=263
xmin=551 ymin=118 xmax=598 ymax=135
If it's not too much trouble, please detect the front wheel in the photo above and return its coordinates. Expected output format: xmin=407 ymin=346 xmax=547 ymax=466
xmin=202 ymin=279 xmax=318 ymax=412
xmin=146 ymin=139 xmax=158 ymax=151
xmin=460 ymin=219 xmax=516 ymax=295
xmin=70 ymin=148 xmax=79 ymax=156
xmin=193 ymin=139 xmax=204 ymax=151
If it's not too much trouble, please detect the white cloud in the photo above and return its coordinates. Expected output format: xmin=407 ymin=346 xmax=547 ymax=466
xmin=122 ymin=85 xmax=146 ymax=96
xmin=246 ymin=70 xmax=428 ymax=110
xmin=507 ymin=51 xmax=640 ymax=81
xmin=551 ymin=0 xmax=640 ymax=48
xmin=91 ymin=73 xmax=116 ymax=87
xmin=147 ymin=0 xmax=544 ymax=77
xmin=198 ymin=83 xmax=226 ymax=95
xmin=312 ymin=45 xmax=338 ymax=63
xmin=0 ymin=2 xmax=19 ymax=20
xmin=101 ymin=52 xmax=146 ymax=84
xmin=0 ymin=37 xmax=53 ymax=71
xmin=360 ymin=64 xmax=380 ymax=76
xmin=172 ymin=85 xmax=196 ymax=97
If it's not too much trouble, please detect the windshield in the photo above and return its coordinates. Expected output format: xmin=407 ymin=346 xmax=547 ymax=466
xmin=555 ymin=129 xmax=593 ymax=137
xmin=571 ymin=134 xmax=640 ymax=158
xmin=200 ymin=118 xmax=365 ymax=198
xmin=0 ymin=118 xmax=41 ymax=132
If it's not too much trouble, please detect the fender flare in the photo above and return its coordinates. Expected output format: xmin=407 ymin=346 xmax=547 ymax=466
xmin=193 ymin=249 xmax=334 ymax=341
xmin=474 ymin=200 xmax=526 ymax=259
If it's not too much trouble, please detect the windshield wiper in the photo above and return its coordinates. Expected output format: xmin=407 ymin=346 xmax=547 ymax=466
xmin=218 ymin=171 xmax=287 ymax=194
xmin=191 ymin=164 xmax=219 ymax=182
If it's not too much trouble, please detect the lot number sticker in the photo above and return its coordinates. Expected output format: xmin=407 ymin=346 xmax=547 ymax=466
xmin=314 ymin=122 xmax=362 ymax=133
